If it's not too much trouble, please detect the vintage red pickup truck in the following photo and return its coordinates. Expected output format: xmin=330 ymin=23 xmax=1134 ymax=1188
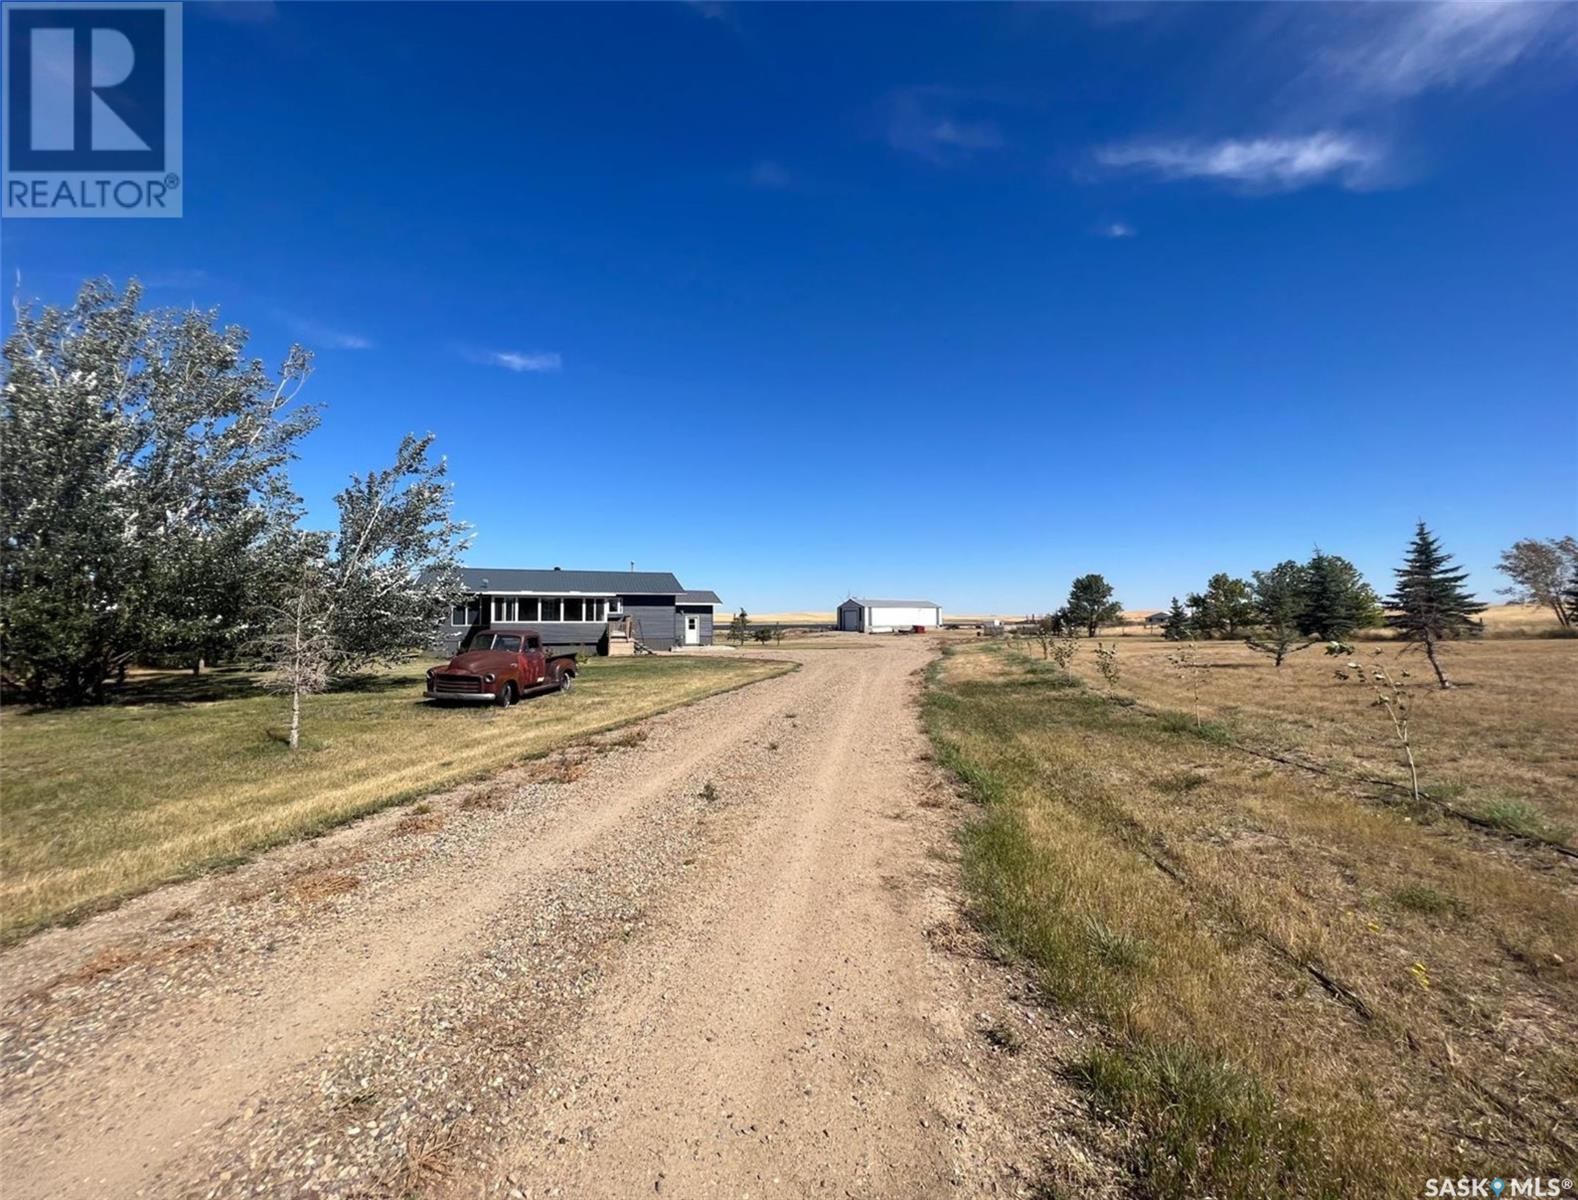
xmin=426 ymin=628 xmax=577 ymax=706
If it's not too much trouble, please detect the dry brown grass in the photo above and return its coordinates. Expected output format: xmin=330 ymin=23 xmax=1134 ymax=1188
xmin=926 ymin=640 xmax=1578 ymax=1197
xmin=1 ymin=655 xmax=791 ymax=943
xmin=1058 ymin=633 xmax=1578 ymax=837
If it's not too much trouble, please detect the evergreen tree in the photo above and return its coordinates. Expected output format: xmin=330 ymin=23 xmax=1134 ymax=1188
xmin=1065 ymin=574 xmax=1122 ymax=638
xmin=1301 ymin=550 xmax=1382 ymax=639
xmin=1387 ymin=522 xmax=1485 ymax=689
xmin=728 ymin=609 xmax=750 ymax=647
xmin=1162 ymin=596 xmax=1190 ymax=641
xmin=1245 ymin=560 xmax=1313 ymax=667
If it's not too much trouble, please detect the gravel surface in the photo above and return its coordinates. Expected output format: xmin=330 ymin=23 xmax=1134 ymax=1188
xmin=0 ymin=639 xmax=1122 ymax=1198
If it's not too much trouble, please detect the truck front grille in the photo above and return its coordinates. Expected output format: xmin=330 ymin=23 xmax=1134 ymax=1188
xmin=433 ymin=674 xmax=483 ymax=695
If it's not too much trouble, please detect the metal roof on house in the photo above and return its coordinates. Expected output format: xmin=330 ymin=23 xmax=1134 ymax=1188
xmin=458 ymin=567 xmax=685 ymax=595
xmin=677 ymin=590 xmax=722 ymax=605
xmin=844 ymin=597 xmax=940 ymax=608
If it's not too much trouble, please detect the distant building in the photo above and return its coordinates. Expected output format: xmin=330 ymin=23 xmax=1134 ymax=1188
xmin=1144 ymin=611 xmax=1170 ymax=627
xmin=836 ymin=597 xmax=942 ymax=633
xmin=440 ymin=567 xmax=719 ymax=654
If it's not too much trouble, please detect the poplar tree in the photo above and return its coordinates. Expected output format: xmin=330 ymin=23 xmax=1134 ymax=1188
xmin=1 ymin=279 xmax=315 ymax=704
xmin=1387 ymin=522 xmax=1485 ymax=689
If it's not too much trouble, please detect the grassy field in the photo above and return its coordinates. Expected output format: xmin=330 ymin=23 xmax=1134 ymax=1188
xmin=925 ymin=637 xmax=1577 ymax=1198
xmin=0 ymin=654 xmax=791 ymax=944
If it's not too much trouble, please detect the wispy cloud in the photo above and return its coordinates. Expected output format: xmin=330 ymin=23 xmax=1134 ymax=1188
xmin=281 ymin=314 xmax=373 ymax=350
xmin=880 ymin=88 xmax=1004 ymax=166
xmin=1095 ymin=132 xmax=1385 ymax=192
xmin=465 ymin=348 xmax=562 ymax=374
xmin=1317 ymin=2 xmax=1578 ymax=99
xmin=1099 ymin=221 xmax=1137 ymax=239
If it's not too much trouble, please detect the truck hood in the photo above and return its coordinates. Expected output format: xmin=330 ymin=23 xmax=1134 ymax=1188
xmin=439 ymin=650 xmax=514 ymax=674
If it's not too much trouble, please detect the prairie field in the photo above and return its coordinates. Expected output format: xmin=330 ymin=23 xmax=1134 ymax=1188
xmin=0 ymin=654 xmax=790 ymax=944
xmin=925 ymin=635 xmax=1577 ymax=1198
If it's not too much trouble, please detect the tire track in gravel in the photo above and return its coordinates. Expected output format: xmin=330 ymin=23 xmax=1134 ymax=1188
xmin=477 ymin=639 xmax=963 ymax=1197
xmin=0 ymin=655 xmax=824 ymax=1200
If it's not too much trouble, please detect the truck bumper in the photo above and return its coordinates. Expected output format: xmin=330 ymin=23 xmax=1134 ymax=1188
xmin=425 ymin=690 xmax=498 ymax=703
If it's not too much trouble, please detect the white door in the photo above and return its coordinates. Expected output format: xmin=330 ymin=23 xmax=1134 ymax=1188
xmin=684 ymin=614 xmax=700 ymax=645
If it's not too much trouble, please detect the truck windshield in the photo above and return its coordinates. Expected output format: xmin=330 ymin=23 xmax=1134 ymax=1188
xmin=464 ymin=632 xmax=522 ymax=653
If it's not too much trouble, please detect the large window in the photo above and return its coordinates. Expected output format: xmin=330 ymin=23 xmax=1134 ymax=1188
xmin=491 ymin=596 xmax=516 ymax=622
xmin=540 ymin=598 xmax=561 ymax=621
xmin=450 ymin=601 xmax=480 ymax=626
xmin=564 ymin=598 xmax=584 ymax=621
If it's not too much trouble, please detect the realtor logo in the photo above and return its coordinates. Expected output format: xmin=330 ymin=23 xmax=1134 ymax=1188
xmin=3 ymin=2 xmax=182 ymax=217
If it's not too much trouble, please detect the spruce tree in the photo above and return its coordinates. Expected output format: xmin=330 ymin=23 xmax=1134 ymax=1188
xmin=1246 ymin=560 xmax=1313 ymax=667
xmin=1387 ymin=522 xmax=1485 ymax=689
xmin=1162 ymin=596 xmax=1189 ymax=641
xmin=1301 ymin=550 xmax=1382 ymax=639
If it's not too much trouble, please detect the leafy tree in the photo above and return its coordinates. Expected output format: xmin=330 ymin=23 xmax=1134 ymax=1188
xmin=1387 ymin=522 xmax=1485 ymax=689
xmin=1245 ymin=560 xmax=1314 ymax=667
xmin=1 ymin=279 xmax=315 ymax=704
xmin=1032 ymin=613 xmax=1059 ymax=658
xmin=728 ymin=609 xmax=749 ymax=647
xmin=1565 ymin=576 xmax=1578 ymax=628
xmin=753 ymin=626 xmax=773 ymax=645
xmin=258 ymin=435 xmax=468 ymax=749
xmin=1300 ymin=550 xmax=1382 ymax=639
xmin=1187 ymin=573 xmax=1255 ymax=639
xmin=1497 ymin=536 xmax=1577 ymax=629
xmin=1065 ymin=574 xmax=1122 ymax=638
xmin=1162 ymin=596 xmax=1190 ymax=641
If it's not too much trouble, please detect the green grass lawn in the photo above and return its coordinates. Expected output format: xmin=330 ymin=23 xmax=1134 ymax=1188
xmin=0 ymin=654 xmax=791 ymax=943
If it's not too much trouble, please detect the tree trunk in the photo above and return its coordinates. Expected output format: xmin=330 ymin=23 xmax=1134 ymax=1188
xmin=1423 ymin=632 xmax=1452 ymax=689
xmin=289 ymin=684 xmax=301 ymax=751
xmin=192 ymin=657 xmax=204 ymax=676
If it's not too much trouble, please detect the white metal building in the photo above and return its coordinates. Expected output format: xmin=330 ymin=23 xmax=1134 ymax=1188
xmin=836 ymin=597 xmax=942 ymax=633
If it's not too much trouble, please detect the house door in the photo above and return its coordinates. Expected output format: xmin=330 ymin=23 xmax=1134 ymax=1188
xmin=684 ymin=614 xmax=700 ymax=645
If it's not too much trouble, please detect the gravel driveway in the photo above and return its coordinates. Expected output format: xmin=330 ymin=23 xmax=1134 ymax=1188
xmin=0 ymin=638 xmax=1114 ymax=1199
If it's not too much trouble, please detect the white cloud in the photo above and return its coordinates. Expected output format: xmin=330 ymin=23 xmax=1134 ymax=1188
xmin=881 ymin=88 xmax=1004 ymax=165
xmin=1319 ymin=2 xmax=1578 ymax=99
xmin=1095 ymin=132 xmax=1384 ymax=191
xmin=479 ymin=349 xmax=562 ymax=373
xmin=1100 ymin=221 xmax=1136 ymax=239
xmin=282 ymin=314 xmax=373 ymax=350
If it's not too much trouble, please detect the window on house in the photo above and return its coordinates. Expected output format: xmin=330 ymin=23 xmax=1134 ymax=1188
xmin=540 ymin=598 xmax=561 ymax=621
xmin=590 ymin=599 xmax=606 ymax=620
xmin=518 ymin=597 xmax=539 ymax=621
xmin=609 ymin=597 xmax=623 ymax=615
xmin=450 ymin=601 xmax=479 ymax=626
xmin=492 ymin=596 xmax=520 ymax=622
xmin=564 ymin=598 xmax=584 ymax=621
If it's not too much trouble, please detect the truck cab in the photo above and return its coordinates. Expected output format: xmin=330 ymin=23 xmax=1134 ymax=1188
xmin=426 ymin=628 xmax=576 ymax=706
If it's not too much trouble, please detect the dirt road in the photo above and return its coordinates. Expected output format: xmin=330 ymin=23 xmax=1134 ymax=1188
xmin=0 ymin=639 xmax=1102 ymax=1198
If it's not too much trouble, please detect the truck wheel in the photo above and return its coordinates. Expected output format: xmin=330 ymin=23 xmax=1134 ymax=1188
xmin=496 ymin=682 xmax=516 ymax=708
xmin=558 ymin=669 xmax=573 ymax=693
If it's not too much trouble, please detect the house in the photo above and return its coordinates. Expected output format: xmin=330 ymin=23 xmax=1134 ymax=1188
xmin=836 ymin=597 xmax=942 ymax=633
xmin=1143 ymin=611 xmax=1170 ymax=627
xmin=439 ymin=568 xmax=719 ymax=655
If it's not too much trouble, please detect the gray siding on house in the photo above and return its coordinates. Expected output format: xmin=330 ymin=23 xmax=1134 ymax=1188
xmin=624 ymin=597 xmax=680 ymax=650
xmin=676 ymin=605 xmax=713 ymax=646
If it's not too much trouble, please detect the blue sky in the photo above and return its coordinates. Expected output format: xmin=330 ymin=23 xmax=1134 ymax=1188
xmin=5 ymin=1 xmax=1576 ymax=613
